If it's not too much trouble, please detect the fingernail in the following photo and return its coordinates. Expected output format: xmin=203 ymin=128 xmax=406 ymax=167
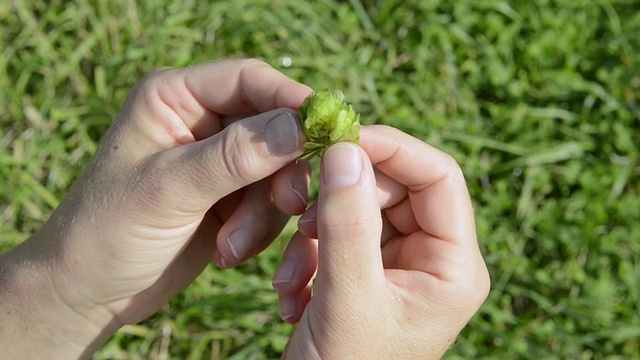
xmin=214 ymin=250 xmax=231 ymax=269
xmin=219 ymin=256 xmax=230 ymax=269
xmin=280 ymin=296 xmax=296 ymax=321
xmin=298 ymin=215 xmax=317 ymax=238
xmin=298 ymin=216 xmax=316 ymax=227
xmin=322 ymin=143 xmax=362 ymax=188
xmin=273 ymin=259 xmax=297 ymax=285
xmin=264 ymin=111 xmax=304 ymax=156
xmin=290 ymin=170 xmax=308 ymax=207
xmin=226 ymin=228 xmax=254 ymax=259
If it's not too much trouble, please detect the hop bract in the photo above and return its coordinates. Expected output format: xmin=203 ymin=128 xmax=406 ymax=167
xmin=298 ymin=89 xmax=360 ymax=159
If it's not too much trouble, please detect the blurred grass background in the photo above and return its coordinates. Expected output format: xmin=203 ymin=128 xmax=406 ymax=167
xmin=1 ymin=0 xmax=639 ymax=358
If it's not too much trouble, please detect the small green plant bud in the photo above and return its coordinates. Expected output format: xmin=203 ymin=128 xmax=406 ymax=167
xmin=298 ymin=89 xmax=360 ymax=159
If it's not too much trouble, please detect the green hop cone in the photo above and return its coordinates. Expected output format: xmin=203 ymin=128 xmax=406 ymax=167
xmin=297 ymin=89 xmax=361 ymax=159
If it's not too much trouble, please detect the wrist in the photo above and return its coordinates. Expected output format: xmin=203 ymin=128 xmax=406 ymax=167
xmin=0 ymin=231 xmax=119 ymax=359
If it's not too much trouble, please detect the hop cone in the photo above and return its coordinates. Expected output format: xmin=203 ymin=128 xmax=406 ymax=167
xmin=298 ymin=89 xmax=360 ymax=159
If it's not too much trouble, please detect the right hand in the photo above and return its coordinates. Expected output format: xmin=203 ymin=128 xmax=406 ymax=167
xmin=273 ymin=126 xmax=490 ymax=359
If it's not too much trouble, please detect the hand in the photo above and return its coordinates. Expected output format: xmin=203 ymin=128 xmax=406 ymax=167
xmin=273 ymin=126 xmax=490 ymax=359
xmin=1 ymin=59 xmax=312 ymax=357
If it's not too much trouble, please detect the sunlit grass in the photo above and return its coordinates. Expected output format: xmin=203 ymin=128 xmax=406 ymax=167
xmin=1 ymin=0 xmax=639 ymax=358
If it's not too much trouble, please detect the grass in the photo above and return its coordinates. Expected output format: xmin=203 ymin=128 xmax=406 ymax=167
xmin=1 ymin=0 xmax=640 ymax=358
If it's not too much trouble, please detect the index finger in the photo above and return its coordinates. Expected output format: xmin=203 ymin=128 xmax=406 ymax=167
xmin=359 ymin=125 xmax=476 ymax=245
xmin=185 ymin=59 xmax=313 ymax=116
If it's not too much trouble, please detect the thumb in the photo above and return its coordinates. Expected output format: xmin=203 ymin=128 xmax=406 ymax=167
xmin=316 ymin=143 xmax=385 ymax=296
xmin=159 ymin=108 xmax=305 ymax=209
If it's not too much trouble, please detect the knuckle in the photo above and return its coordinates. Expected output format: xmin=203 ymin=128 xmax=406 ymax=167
xmin=237 ymin=59 xmax=273 ymax=111
xmin=321 ymin=214 xmax=381 ymax=238
xmin=455 ymin=262 xmax=491 ymax=311
xmin=428 ymin=153 xmax=466 ymax=192
xmin=442 ymin=153 xmax=464 ymax=178
xmin=123 ymin=67 xmax=176 ymax=114
xmin=137 ymin=67 xmax=175 ymax=90
xmin=218 ymin=129 xmax=254 ymax=181
xmin=240 ymin=58 xmax=271 ymax=69
xmin=477 ymin=264 xmax=492 ymax=304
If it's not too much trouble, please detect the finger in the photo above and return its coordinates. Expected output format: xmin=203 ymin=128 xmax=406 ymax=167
xmin=271 ymin=160 xmax=311 ymax=215
xmin=220 ymin=114 xmax=245 ymax=128
xmin=211 ymin=190 xmax=244 ymax=224
xmin=396 ymin=233 xmax=469 ymax=279
xmin=113 ymin=60 xmax=312 ymax=159
xmin=185 ymin=59 xmax=313 ymax=116
xmin=273 ymin=232 xmax=318 ymax=296
xmin=297 ymin=168 xmax=407 ymax=239
xmin=277 ymin=281 xmax=313 ymax=323
xmin=273 ymin=233 xmax=317 ymax=323
xmin=360 ymin=125 xmax=476 ymax=245
xmin=297 ymin=203 xmax=317 ymax=239
xmin=383 ymin=231 xmax=490 ymax=314
xmin=316 ymin=143 xmax=385 ymax=293
xmin=380 ymin=212 xmax=400 ymax=247
xmin=374 ymin=166 xmax=407 ymax=208
xmin=151 ymin=108 xmax=306 ymax=213
xmin=300 ymin=201 xmax=401 ymax=246
xmin=215 ymin=179 xmax=289 ymax=268
xmin=383 ymin=198 xmax=420 ymax=235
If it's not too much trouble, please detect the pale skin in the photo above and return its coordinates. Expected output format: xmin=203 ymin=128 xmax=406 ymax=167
xmin=0 ymin=59 xmax=489 ymax=359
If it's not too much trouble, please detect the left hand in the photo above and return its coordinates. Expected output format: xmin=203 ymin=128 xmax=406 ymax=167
xmin=12 ymin=59 xmax=312 ymax=352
